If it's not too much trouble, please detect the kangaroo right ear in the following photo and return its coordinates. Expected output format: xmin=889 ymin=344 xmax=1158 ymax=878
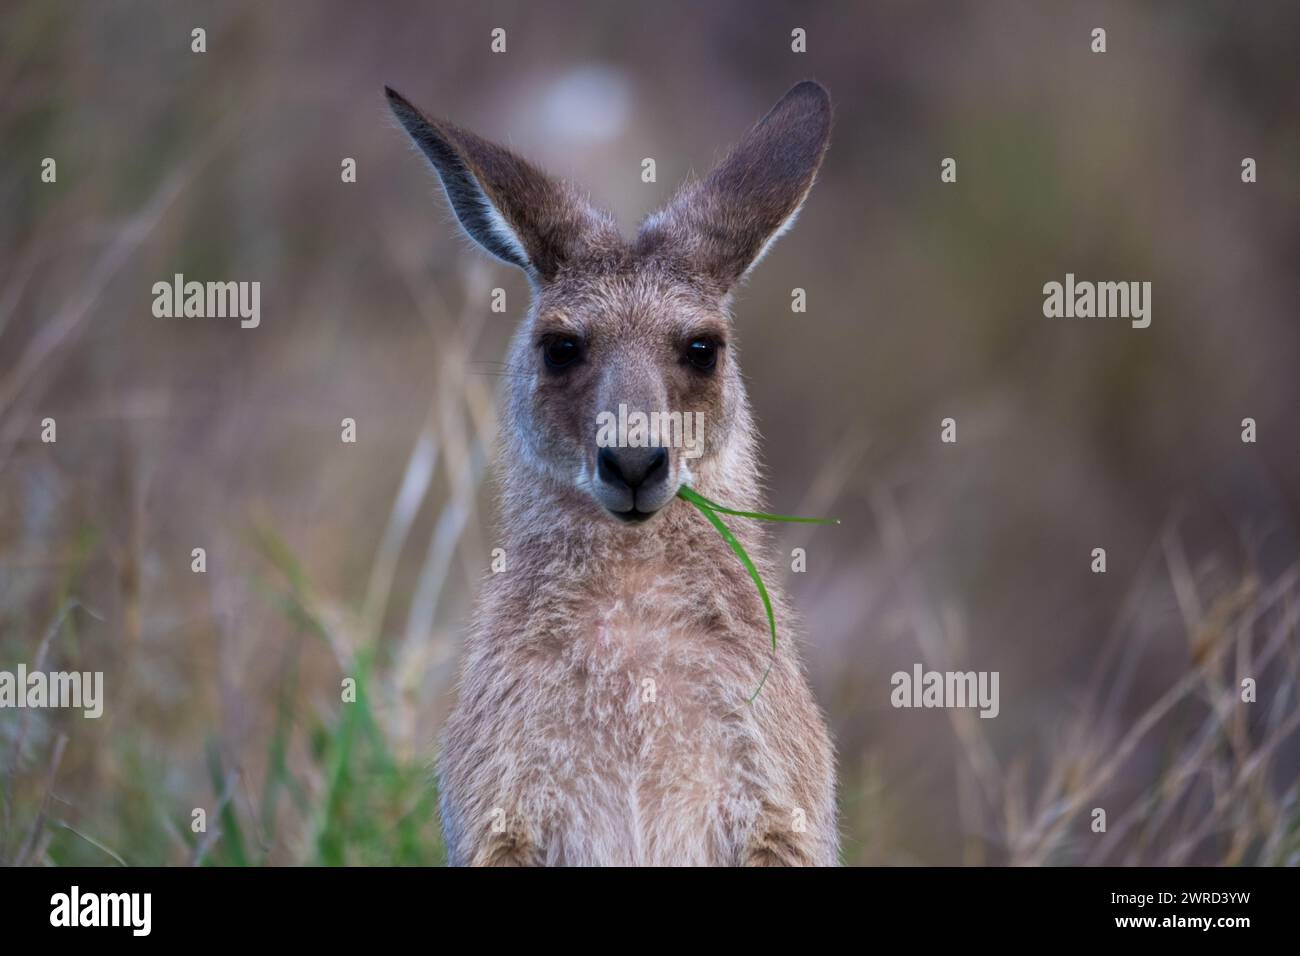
xmin=385 ymin=86 xmax=609 ymax=282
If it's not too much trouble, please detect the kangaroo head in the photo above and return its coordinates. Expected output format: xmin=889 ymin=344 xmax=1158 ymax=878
xmin=387 ymin=81 xmax=831 ymax=524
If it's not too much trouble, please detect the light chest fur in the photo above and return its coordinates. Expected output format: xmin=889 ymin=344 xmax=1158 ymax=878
xmin=439 ymin=514 xmax=838 ymax=866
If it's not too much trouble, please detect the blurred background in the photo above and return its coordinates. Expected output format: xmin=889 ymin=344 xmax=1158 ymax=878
xmin=2 ymin=0 xmax=1298 ymax=865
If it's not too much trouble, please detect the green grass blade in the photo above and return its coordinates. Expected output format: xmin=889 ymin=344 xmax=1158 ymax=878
xmin=745 ymin=662 xmax=774 ymax=705
xmin=677 ymin=485 xmax=839 ymax=702
xmin=676 ymin=488 xmax=779 ymax=702
xmin=205 ymin=741 xmax=248 ymax=867
xmin=682 ymin=494 xmax=776 ymax=650
xmin=676 ymin=485 xmax=839 ymax=525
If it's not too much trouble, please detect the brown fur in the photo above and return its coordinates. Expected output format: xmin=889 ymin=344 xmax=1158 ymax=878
xmin=388 ymin=81 xmax=838 ymax=865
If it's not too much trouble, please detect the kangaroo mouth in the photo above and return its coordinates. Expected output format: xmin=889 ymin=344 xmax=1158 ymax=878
xmin=592 ymin=473 xmax=679 ymax=523
xmin=609 ymin=506 xmax=659 ymax=523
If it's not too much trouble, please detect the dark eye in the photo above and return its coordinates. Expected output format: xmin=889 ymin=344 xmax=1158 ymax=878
xmin=685 ymin=338 xmax=718 ymax=371
xmin=542 ymin=335 xmax=582 ymax=371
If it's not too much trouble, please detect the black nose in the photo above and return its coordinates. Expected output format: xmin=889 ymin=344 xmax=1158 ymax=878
xmin=598 ymin=446 xmax=668 ymax=491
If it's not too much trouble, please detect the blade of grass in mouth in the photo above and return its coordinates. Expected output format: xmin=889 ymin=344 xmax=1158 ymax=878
xmin=678 ymin=486 xmax=840 ymax=526
xmin=676 ymin=485 xmax=838 ymax=702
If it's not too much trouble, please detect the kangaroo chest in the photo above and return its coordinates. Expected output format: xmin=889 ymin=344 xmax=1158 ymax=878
xmin=529 ymin=591 xmax=761 ymax=865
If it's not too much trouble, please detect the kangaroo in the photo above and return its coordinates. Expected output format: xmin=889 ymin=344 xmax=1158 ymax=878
xmin=387 ymin=80 xmax=838 ymax=866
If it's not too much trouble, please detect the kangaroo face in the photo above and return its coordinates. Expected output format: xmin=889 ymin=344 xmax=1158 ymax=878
xmin=387 ymin=81 xmax=831 ymax=523
xmin=508 ymin=272 xmax=736 ymax=520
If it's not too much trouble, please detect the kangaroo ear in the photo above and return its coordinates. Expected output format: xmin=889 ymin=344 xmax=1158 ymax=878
xmin=386 ymin=86 xmax=611 ymax=282
xmin=636 ymin=81 xmax=831 ymax=288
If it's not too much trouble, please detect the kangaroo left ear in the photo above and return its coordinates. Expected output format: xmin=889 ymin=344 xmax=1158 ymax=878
xmin=636 ymin=81 xmax=832 ymax=288
xmin=386 ymin=86 xmax=615 ymax=282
